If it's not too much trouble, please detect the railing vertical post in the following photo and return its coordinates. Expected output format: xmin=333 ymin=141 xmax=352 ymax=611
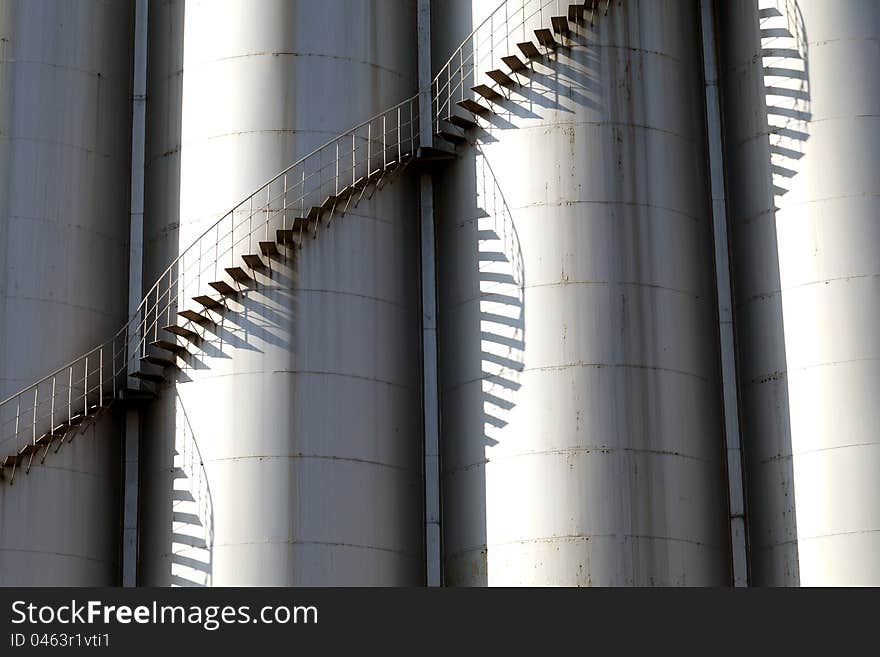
xmin=197 ymin=238 xmax=202 ymax=302
xmin=166 ymin=271 xmax=172 ymax=329
xmin=283 ymin=173 xmax=288 ymax=231
xmin=489 ymin=13 xmax=493 ymax=75
xmin=14 ymin=399 xmax=20 ymax=443
xmin=459 ymin=49 xmax=464 ymax=106
xmin=410 ymin=100 xmax=415 ymax=153
xmin=115 ymin=332 xmax=121 ymax=398
xmin=503 ymin=2 xmax=511 ymax=62
xmin=352 ymin=132 xmax=356 ymax=187
xmin=335 ymin=143 xmax=339 ymax=197
xmin=179 ymin=265 xmax=184 ymax=332
xmin=398 ymin=106 xmax=402 ymax=162
xmin=139 ymin=313 xmax=146 ymax=360
xmin=29 ymin=387 xmax=38 ymax=472
xmin=68 ymin=367 xmax=72 ymax=426
xmin=84 ymin=357 xmax=89 ymax=416
xmin=50 ymin=377 xmax=56 ymax=435
xmin=214 ymin=224 xmax=219 ymax=282
xmin=382 ymin=115 xmax=387 ymax=170
xmin=367 ymin=123 xmax=372 ymax=176
xmin=99 ymin=349 xmax=104 ymax=407
xmin=300 ymin=169 xmax=306 ymax=244
xmin=32 ymin=387 xmax=38 ymax=446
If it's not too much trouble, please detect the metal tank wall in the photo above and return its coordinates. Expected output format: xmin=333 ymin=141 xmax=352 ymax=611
xmin=434 ymin=0 xmax=731 ymax=585
xmin=139 ymin=0 xmax=422 ymax=586
xmin=0 ymin=0 xmax=133 ymax=585
xmin=718 ymin=0 xmax=880 ymax=585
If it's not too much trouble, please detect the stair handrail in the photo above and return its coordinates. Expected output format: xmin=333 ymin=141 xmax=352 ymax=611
xmin=431 ymin=0 xmax=565 ymax=132
xmin=0 ymin=93 xmax=420 ymax=465
xmin=0 ymin=0 xmax=625 ymax=479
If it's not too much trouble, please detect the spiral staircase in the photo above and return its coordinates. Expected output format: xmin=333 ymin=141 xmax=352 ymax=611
xmin=0 ymin=0 xmax=618 ymax=484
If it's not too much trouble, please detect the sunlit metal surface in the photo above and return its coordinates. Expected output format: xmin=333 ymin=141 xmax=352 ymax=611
xmin=0 ymin=0 xmax=133 ymax=586
xmin=719 ymin=0 xmax=880 ymax=585
xmin=434 ymin=0 xmax=730 ymax=586
xmin=138 ymin=0 xmax=422 ymax=586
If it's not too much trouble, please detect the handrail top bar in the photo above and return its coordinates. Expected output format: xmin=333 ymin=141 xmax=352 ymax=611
xmin=0 ymin=339 xmax=115 ymax=407
xmin=0 ymin=93 xmax=420 ymax=407
xmin=138 ymin=92 xmax=420 ymax=313
xmin=431 ymin=0 xmax=553 ymax=88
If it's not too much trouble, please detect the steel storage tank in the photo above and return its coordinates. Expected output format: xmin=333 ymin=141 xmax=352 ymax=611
xmin=139 ymin=0 xmax=422 ymax=586
xmin=433 ymin=0 xmax=731 ymax=585
xmin=0 ymin=0 xmax=134 ymax=585
xmin=718 ymin=0 xmax=880 ymax=585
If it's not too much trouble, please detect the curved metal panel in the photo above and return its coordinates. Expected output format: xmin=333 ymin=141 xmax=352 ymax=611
xmin=719 ymin=0 xmax=880 ymax=585
xmin=434 ymin=0 xmax=730 ymax=585
xmin=0 ymin=0 xmax=133 ymax=586
xmin=140 ymin=0 xmax=422 ymax=586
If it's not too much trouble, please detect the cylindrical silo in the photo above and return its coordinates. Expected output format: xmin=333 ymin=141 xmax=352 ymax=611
xmin=0 ymin=0 xmax=134 ymax=585
xmin=718 ymin=0 xmax=880 ymax=585
xmin=139 ymin=0 xmax=423 ymax=586
xmin=434 ymin=0 xmax=731 ymax=585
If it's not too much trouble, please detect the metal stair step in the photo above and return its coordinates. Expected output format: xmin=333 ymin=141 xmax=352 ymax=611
xmin=119 ymin=387 xmax=157 ymax=401
xmin=335 ymin=185 xmax=355 ymax=201
xmin=517 ymin=41 xmax=542 ymax=60
xmin=457 ymin=98 xmax=492 ymax=115
xmin=141 ymin=354 xmax=177 ymax=369
xmin=758 ymin=7 xmax=783 ymax=18
xmin=535 ymin=28 xmax=558 ymax=49
xmin=321 ymin=195 xmax=337 ymax=212
xmin=46 ymin=420 xmax=75 ymax=435
xmin=151 ymin=339 xmax=187 ymax=355
xmin=224 ymin=266 xmax=251 ymax=283
xmin=502 ymin=54 xmax=527 ymax=73
xmin=445 ymin=113 xmax=479 ymax=130
xmin=178 ymin=309 xmax=212 ymax=324
xmin=209 ymin=280 xmax=237 ymax=296
xmin=259 ymin=241 xmax=280 ymax=257
xmin=276 ymin=229 xmax=295 ymax=245
xmin=18 ymin=444 xmax=39 ymax=456
xmin=131 ymin=371 xmax=166 ymax=384
xmin=487 ymin=69 xmax=516 ymax=87
xmin=163 ymin=324 xmax=200 ymax=342
xmin=114 ymin=388 xmax=157 ymax=407
xmin=568 ymin=4 xmax=586 ymax=23
xmin=193 ymin=295 xmax=222 ymax=310
xmin=352 ymin=174 xmax=372 ymax=190
xmin=292 ymin=216 xmax=312 ymax=231
xmin=472 ymin=84 xmax=502 ymax=101
xmin=36 ymin=432 xmax=58 ymax=447
xmin=414 ymin=146 xmax=457 ymax=164
xmin=307 ymin=206 xmax=322 ymax=222
xmin=242 ymin=254 xmax=266 ymax=270
xmin=551 ymin=16 xmax=570 ymax=36
xmin=434 ymin=127 xmax=466 ymax=145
